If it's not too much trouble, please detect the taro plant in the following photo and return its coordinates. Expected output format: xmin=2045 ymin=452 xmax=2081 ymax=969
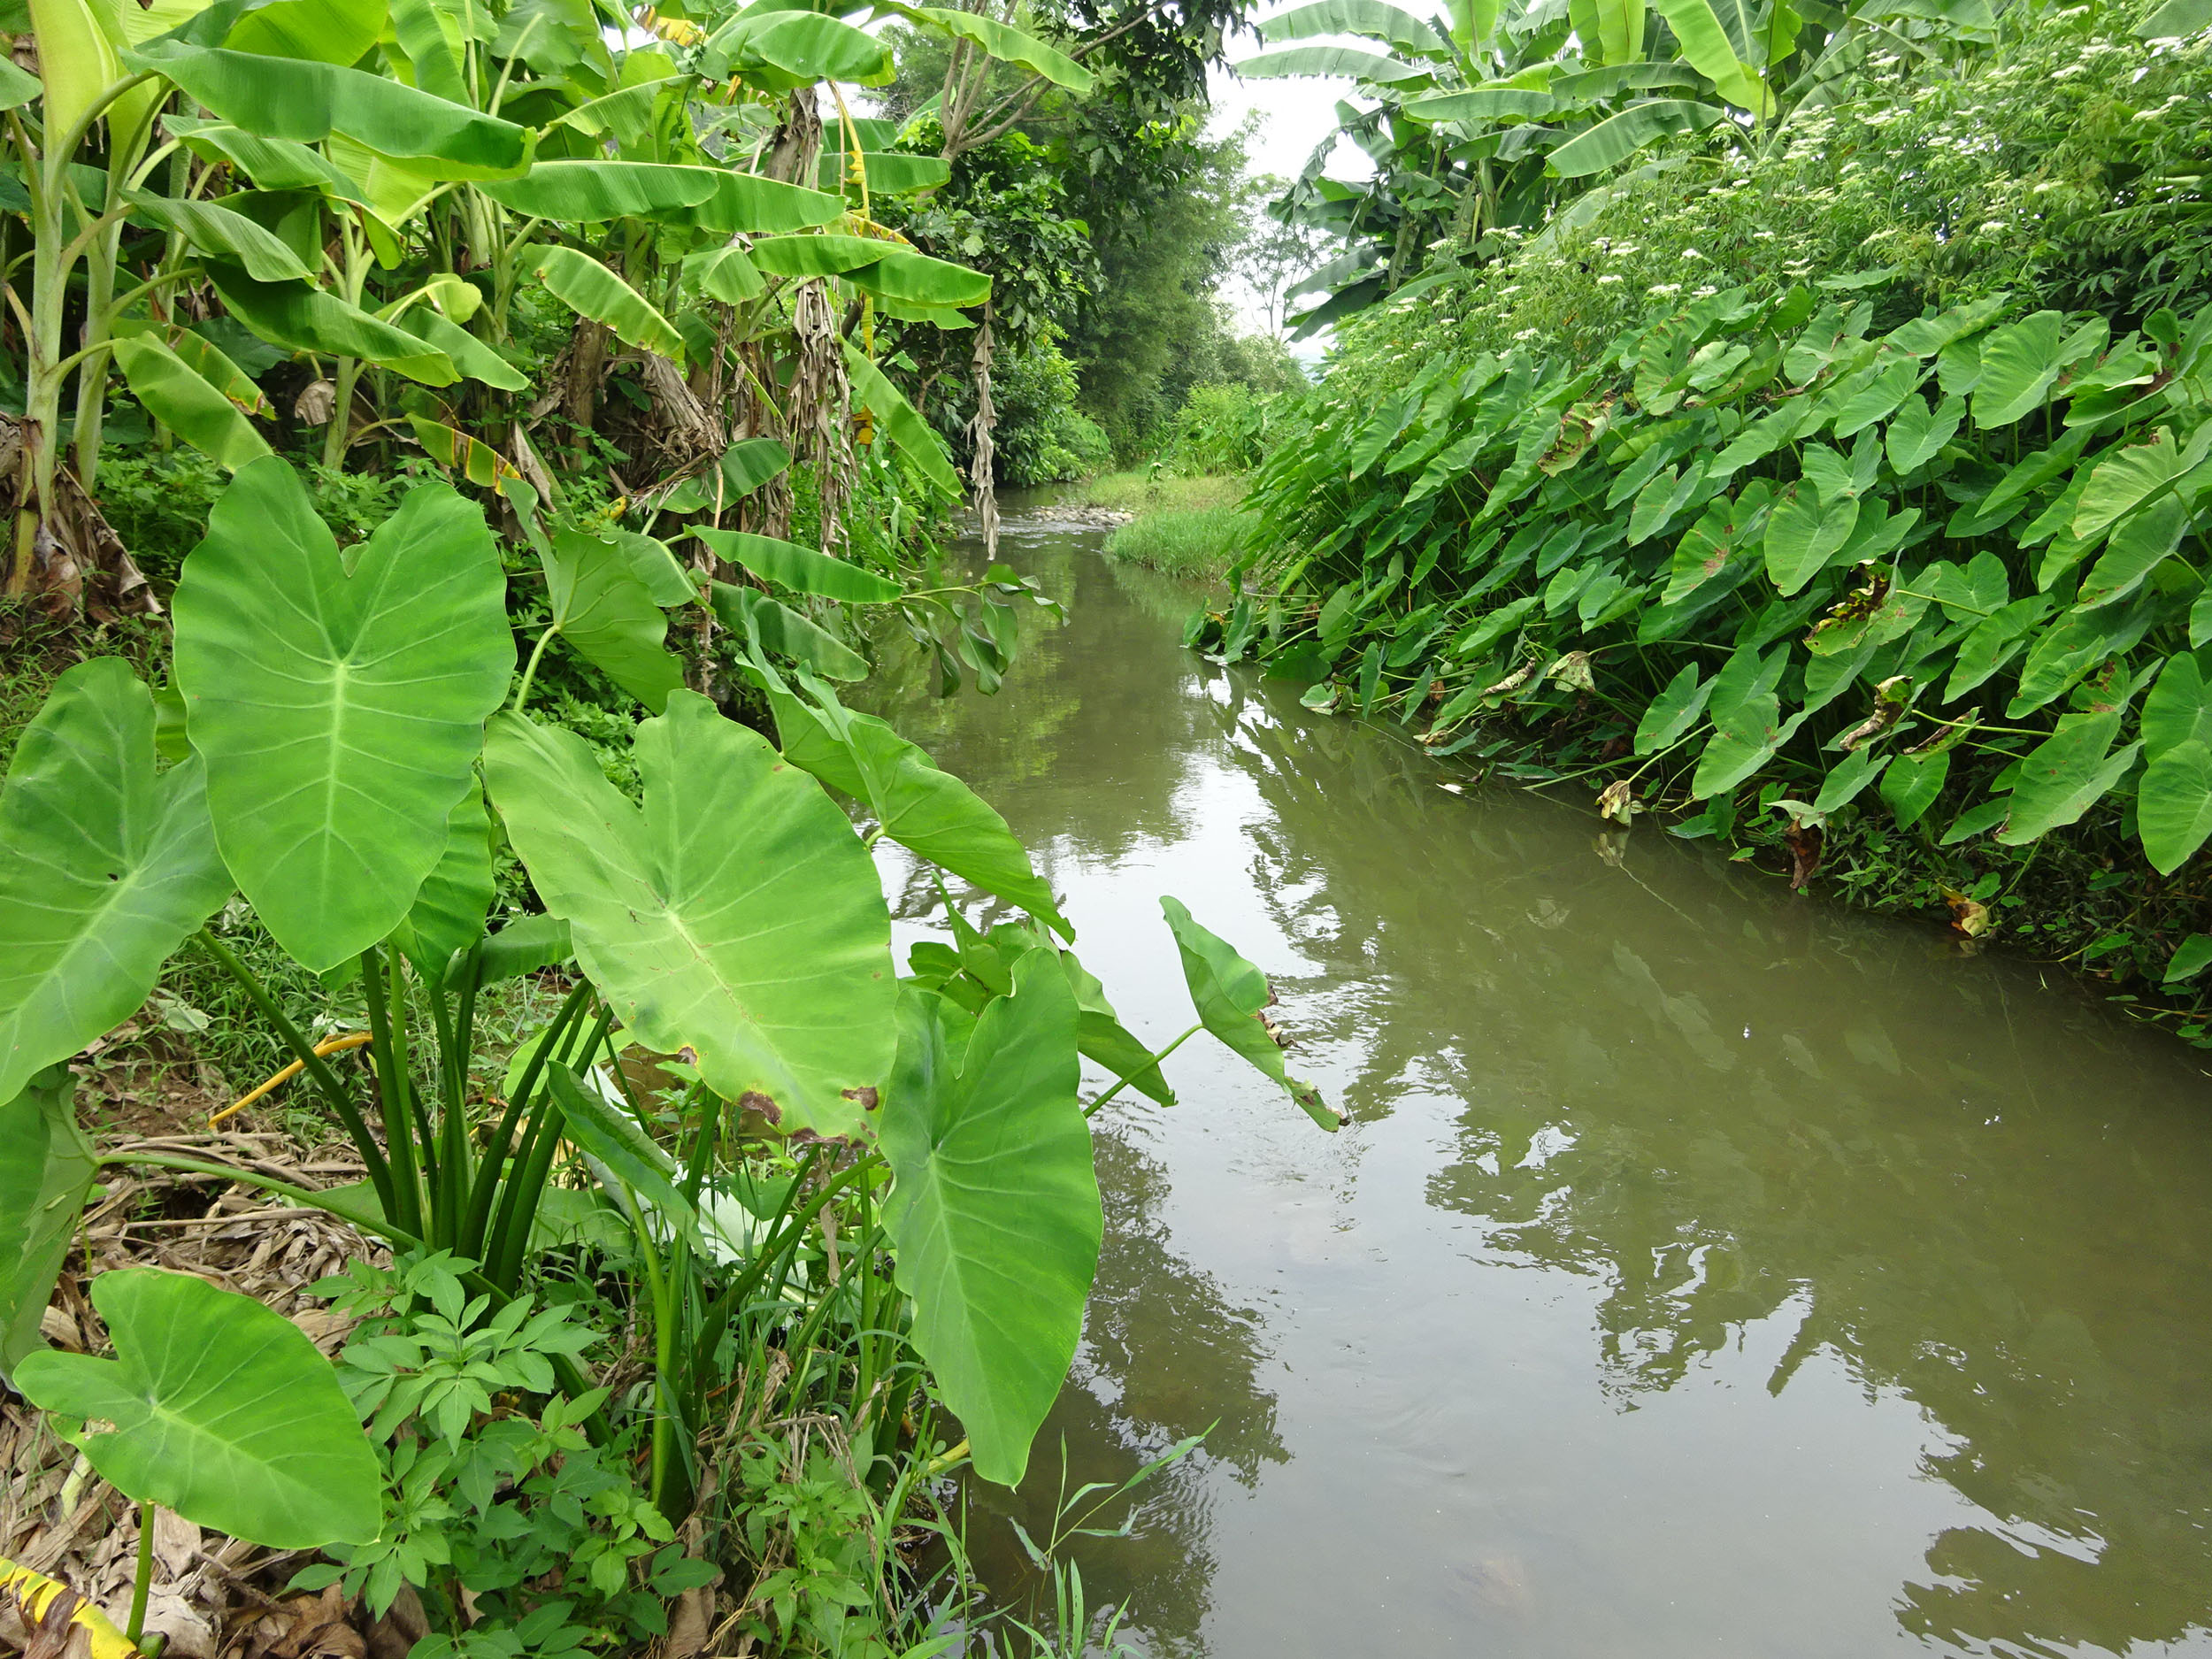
xmin=12 ymin=1268 xmax=383 ymax=1647
xmin=1223 ymin=278 xmax=2212 ymax=936
xmin=0 ymin=454 xmax=1339 ymax=1538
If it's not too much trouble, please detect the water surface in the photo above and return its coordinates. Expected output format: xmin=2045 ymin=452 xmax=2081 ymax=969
xmin=878 ymin=517 xmax=2212 ymax=1659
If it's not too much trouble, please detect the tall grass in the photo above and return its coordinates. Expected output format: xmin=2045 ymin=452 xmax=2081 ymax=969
xmin=1105 ymin=503 xmax=1249 ymax=582
xmin=1083 ymin=473 xmax=1251 ymax=582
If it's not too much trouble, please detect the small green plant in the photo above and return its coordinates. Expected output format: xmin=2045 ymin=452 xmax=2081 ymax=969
xmin=296 ymin=1249 xmax=702 ymax=1653
xmin=13 ymin=1269 xmax=382 ymax=1647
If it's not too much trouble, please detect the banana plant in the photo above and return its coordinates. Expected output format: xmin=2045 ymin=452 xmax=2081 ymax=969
xmin=1241 ymin=0 xmax=1999 ymax=332
xmin=0 ymin=456 xmax=1336 ymax=1511
xmin=2 ymin=0 xmax=1102 ymax=611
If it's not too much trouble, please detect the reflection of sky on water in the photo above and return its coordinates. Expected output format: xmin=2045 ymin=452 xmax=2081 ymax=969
xmin=873 ymin=518 xmax=2212 ymax=1659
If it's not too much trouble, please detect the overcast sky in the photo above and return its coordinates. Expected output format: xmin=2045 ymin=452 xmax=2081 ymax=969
xmin=1206 ymin=37 xmax=1369 ymax=336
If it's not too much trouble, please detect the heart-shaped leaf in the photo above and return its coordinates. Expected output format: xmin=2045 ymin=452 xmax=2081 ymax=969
xmin=541 ymin=529 xmax=687 ymax=712
xmin=1763 ymin=485 xmax=1860 ymax=596
xmin=173 ymin=460 xmax=512 ymax=972
xmin=484 ymin=694 xmax=895 ymax=1135
xmin=1971 ymin=310 xmax=2065 ymax=428
xmin=13 ymin=1269 xmax=382 ymax=1548
xmin=1884 ymin=390 xmax=1964 ymax=473
xmin=1634 ymin=663 xmax=1712 ymax=754
xmin=0 ymin=661 xmax=231 ymax=1102
xmin=2076 ymin=494 xmax=2189 ymax=610
xmin=2139 ymin=739 xmax=2212 ymax=874
xmin=1996 ymin=711 xmax=2139 ymax=844
xmin=882 ymin=957 xmax=1098 ymax=1486
xmin=1879 ymin=749 xmax=1951 ymax=829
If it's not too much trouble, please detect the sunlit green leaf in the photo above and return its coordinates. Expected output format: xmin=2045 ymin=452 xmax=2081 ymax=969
xmin=19 ymin=1269 xmax=380 ymax=1548
xmin=1548 ymin=98 xmax=1725 ymax=177
xmin=484 ymin=695 xmax=896 ymax=1135
xmin=1763 ymin=485 xmax=1859 ymax=597
xmin=883 ymin=959 xmax=1097 ymax=1487
xmin=173 ymin=460 xmax=511 ymax=971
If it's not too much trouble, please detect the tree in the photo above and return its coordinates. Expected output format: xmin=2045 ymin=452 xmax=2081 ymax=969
xmin=1239 ymin=177 xmax=1336 ymax=334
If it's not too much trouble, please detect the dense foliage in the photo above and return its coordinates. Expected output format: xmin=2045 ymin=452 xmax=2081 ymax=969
xmin=1214 ymin=0 xmax=2212 ymax=1010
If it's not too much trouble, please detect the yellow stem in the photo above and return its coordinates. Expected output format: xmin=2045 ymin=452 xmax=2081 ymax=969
xmin=208 ymin=1033 xmax=373 ymax=1126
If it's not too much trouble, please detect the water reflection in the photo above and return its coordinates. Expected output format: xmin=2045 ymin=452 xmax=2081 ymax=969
xmin=883 ymin=521 xmax=2212 ymax=1657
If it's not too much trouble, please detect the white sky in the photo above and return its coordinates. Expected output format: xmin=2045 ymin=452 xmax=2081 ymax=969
xmin=1205 ymin=26 xmax=1377 ymax=338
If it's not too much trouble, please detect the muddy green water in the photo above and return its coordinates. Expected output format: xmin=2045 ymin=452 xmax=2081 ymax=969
xmin=875 ymin=516 xmax=2212 ymax=1658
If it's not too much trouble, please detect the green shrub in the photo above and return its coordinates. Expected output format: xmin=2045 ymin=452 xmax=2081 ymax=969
xmin=1333 ymin=6 xmax=2212 ymax=383
xmin=982 ymin=338 xmax=1117 ymax=485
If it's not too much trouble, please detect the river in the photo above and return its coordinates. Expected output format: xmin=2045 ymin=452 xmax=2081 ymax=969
xmin=872 ymin=511 xmax=2212 ymax=1659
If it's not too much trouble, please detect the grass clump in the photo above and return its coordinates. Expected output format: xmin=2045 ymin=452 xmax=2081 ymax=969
xmin=1081 ymin=472 xmax=1254 ymax=582
xmin=1105 ymin=502 xmax=1251 ymax=582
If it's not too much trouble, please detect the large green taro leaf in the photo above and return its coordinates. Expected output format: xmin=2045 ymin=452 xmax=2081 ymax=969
xmin=390 ymin=784 xmax=494 ymax=984
xmin=0 ymin=660 xmax=231 ymax=1102
xmin=483 ymin=694 xmax=895 ymax=1135
xmin=0 ymin=1064 xmax=96 ymax=1378
xmin=542 ymin=529 xmax=686 ymax=712
xmin=173 ymin=460 xmax=511 ymax=972
xmin=882 ymin=956 xmax=1099 ymax=1486
xmin=14 ymin=1269 xmax=381 ymax=1548
xmin=1160 ymin=896 xmax=1340 ymax=1130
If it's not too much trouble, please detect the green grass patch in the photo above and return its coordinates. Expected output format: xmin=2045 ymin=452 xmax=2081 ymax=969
xmin=1079 ymin=470 xmax=1247 ymax=516
xmin=1105 ymin=502 xmax=1251 ymax=582
xmin=1087 ymin=472 xmax=1251 ymax=581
